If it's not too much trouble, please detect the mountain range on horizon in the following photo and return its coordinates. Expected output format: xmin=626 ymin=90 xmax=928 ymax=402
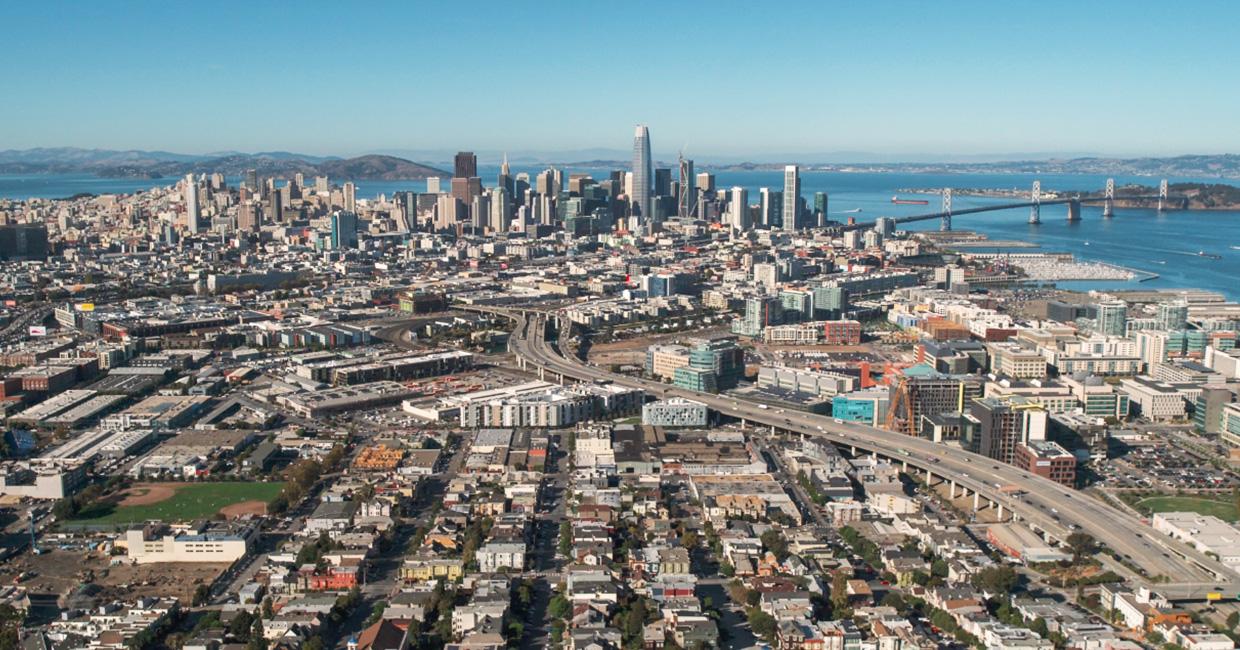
xmin=2 ymin=147 xmax=1240 ymax=180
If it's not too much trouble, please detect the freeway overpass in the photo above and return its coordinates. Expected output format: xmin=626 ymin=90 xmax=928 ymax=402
xmin=474 ymin=306 xmax=1240 ymax=601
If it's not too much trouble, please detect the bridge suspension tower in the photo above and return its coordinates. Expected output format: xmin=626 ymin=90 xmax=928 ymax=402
xmin=940 ymin=188 xmax=952 ymax=231
xmin=1029 ymin=180 xmax=1041 ymax=224
xmin=1158 ymin=179 xmax=1168 ymax=212
xmin=1103 ymin=178 xmax=1115 ymax=218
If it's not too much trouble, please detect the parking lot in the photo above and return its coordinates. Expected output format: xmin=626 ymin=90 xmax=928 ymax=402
xmin=1097 ymin=440 xmax=1240 ymax=492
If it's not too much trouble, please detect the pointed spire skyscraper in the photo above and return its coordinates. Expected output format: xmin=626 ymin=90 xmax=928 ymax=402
xmin=631 ymin=125 xmax=652 ymax=229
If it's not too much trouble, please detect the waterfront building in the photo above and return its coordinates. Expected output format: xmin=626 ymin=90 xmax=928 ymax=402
xmin=1095 ymin=300 xmax=1128 ymax=337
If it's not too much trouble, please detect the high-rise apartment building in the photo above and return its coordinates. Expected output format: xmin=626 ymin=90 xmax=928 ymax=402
xmin=343 ymin=182 xmax=357 ymax=212
xmin=967 ymin=398 xmax=1048 ymax=464
xmin=1157 ymin=300 xmax=1189 ymax=331
xmin=813 ymin=192 xmax=829 ymax=227
xmin=759 ymin=188 xmax=783 ymax=229
xmin=1095 ymin=300 xmax=1128 ymax=337
xmin=728 ymin=187 xmax=749 ymax=232
xmin=782 ymin=165 xmax=801 ymax=229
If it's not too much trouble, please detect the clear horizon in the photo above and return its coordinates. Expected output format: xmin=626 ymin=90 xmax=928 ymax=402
xmin=2 ymin=1 xmax=1238 ymax=156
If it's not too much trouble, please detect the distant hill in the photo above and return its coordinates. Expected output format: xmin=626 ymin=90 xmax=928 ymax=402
xmin=0 ymin=147 xmax=446 ymax=180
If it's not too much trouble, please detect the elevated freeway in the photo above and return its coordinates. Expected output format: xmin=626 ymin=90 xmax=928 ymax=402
xmin=479 ymin=306 xmax=1240 ymax=601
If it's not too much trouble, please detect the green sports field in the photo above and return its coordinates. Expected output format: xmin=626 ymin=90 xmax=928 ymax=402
xmin=1135 ymin=495 xmax=1239 ymax=522
xmin=72 ymin=481 xmax=285 ymax=525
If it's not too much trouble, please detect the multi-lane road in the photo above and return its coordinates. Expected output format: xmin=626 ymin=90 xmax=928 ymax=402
xmin=492 ymin=308 xmax=1240 ymax=601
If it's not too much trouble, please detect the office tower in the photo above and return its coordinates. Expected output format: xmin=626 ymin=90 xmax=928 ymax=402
xmin=315 ymin=176 xmax=329 ymax=192
xmin=0 ymin=224 xmax=49 ymax=261
xmin=678 ymin=157 xmax=695 ymax=218
xmin=238 ymin=202 xmax=259 ymax=233
xmin=183 ymin=174 xmax=200 ymax=232
xmin=396 ymin=191 xmax=418 ymax=230
xmin=814 ymin=192 xmax=829 ymax=227
xmin=654 ymin=167 xmax=672 ymax=197
xmin=244 ymin=169 xmax=258 ymax=192
xmin=451 ymin=177 xmax=472 ymax=205
xmin=454 ymin=151 xmax=477 ymax=178
xmin=694 ymin=172 xmax=714 ymax=196
xmin=728 ymin=187 xmax=750 ymax=232
xmin=568 ymin=174 xmax=594 ymax=196
xmin=330 ymin=211 xmax=359 ymax=249
xmin=498 ymin=154 xmax=514 ymax=197
xmin=470 ymin=194 xmax=489 ymax=231
xmin=875 ymin=216 xmax=896 ymax=237
xmin=759 ymin=188 xmax=783 ymax=229
xmin=489 ymin=187 xmax=512 ymax=233
xmin=343 ymin=182 xmax=357 ymax=212
xmin=536 ymin=169 xmax=558 ymax=196
xmin=210 ymin=173 xmax=225 ymax=190
xmin=782 ymin=165 xmax=801 ymax=229
xmin=631 ymin=124 xmax=652 ymax=222
xmin=434 ymin=195 xmax=460 ymax=231
xmin=269 ymin=187 xmax=283 ymax=223
xmin=1157 ymin=300 xmax=1189 ymax=331
xmin=293 ymin=172 xmax=304 ymax=190
xmin=426 ymin=177 xmax=442 ymax=194
xmin=1096 ymin=300 xmax=1128 ymax=337
xmin=864 ymin=230 xmax=882 ymax=249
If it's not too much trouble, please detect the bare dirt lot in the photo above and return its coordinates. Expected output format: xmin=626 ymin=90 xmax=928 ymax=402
xmin=218 ymin=500 xmax=268 ymax=518
xmin=116 ymin=483 xmax=179 ymax=506
xmin=95 ymin=561 xmax=231 ymax=601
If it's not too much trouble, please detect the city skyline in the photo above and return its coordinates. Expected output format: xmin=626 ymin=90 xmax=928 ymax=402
xmin=2 ymin=1 xmax=1239 ymax=157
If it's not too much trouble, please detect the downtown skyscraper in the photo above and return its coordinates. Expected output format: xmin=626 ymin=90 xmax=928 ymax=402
xmin=183 ymin=174 xmax=200 ymax=232
xmin=631 ymin=125 xmax=652 ymax=229
xmin=782 ymin=165 xmax=801 ymax=229
xmin=678 ymin=156 xmax=695 ymax=218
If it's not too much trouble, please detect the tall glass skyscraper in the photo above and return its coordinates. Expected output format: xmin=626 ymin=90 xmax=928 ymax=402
xmin=782 ymin=165 xmax=801 ymax=229
xmin=678 ymin=156 xmax=695 ymax=218
xmin=632 ymin=125 xmax=652 ymax=226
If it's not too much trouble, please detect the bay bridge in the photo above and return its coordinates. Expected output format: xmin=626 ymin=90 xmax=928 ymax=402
xmin=843 ymin=178 xmax=1188 ymax=232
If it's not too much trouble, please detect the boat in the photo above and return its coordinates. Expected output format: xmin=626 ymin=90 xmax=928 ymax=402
xmin=838 ymin=208 xmax=863 ymax=214
xmin=1232 ymin=245 xmax=1240 ymax=250
xmin=891 ymin=196 xmax=930 ymax=205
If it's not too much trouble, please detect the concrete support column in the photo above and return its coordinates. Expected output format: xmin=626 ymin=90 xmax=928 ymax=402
xmin=901 ymin=460 xmax=908 ymax=472
xmin=949 ymin=480 xmax=956 ymax=498
xmin=997 ymin=504 xmax=1004 ymax=520
xmin=538 ymin=367 xmax=545 ymax=380
xmin=973 ymin=493 xmax=980 ymax=511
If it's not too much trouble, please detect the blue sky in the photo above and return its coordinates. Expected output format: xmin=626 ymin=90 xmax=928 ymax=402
xmin=1 ymin=0 xmax=1237 ymax=159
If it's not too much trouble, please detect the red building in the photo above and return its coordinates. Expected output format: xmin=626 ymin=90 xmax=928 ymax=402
xmin=822 ymin=320 xmax=862 ymax=345
xmin=303 ymin=565 xmax=360 ymax=591
xmin=1013 ymin=441 xmax=1077 ymax=487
